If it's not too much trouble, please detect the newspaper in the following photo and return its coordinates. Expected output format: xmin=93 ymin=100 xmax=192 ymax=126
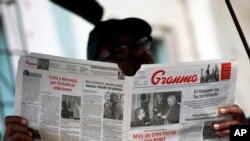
xmin=15 ymin=53 xmax=237 ymax=141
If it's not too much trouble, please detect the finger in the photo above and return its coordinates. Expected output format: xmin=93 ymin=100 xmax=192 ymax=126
xmin=219 ymin=107 xmax=246 ymax=120
xmin=219 ymin=107 xmax=242 ymax=115
xmin=8 ymin=133 xmax=33 ymax=141
xmin=6 ymin=123 xmax=30 ymax=137
xmin=221 ymin=129 xmax=230 ymax=136
xmin=214 ymin=131 xmax=223 ymax=136
xmin=214 ymin=129 xmax=230 ymax=137
xmin=5 ymin=116 xmax=28 ymax=126
xmin=213 ymin=120 xmax=239 ymax=131
xmin=218 ymin=104 xmax=239 ymax=111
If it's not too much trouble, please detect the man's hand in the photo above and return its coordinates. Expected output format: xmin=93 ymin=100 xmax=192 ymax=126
xmin=213 ymin=104 xmax=247 ymax=137
xmin=156 ymin=112 xmax=162 ymax=117
xmin=3 ymin=116 xmax=33 ymax=141
xmin=160 ymin=115 xmax=167 ymax=119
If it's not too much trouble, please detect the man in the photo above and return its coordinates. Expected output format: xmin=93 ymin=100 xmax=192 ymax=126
xmin=110 ymin=93 xmax=123 ymax=120
xmin=103 ymin=93 xmax=113 ymax=118
xmin=140 ymin=94 xmax=150 ymax=120
xmin=153 ymin=95 xmax=180 ymax=125
xmin=131 ymin=108 xmax=151 ymax=127
xmin=4 ymin=18 xmax=247 ymax=140
xmin=61 ymin=96 xmax=73 ymax=119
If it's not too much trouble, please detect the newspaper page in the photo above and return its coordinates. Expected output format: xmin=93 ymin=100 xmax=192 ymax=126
xmin=15 ymin=53 xmax=130 ymax=141
xmin=127 ymin=59 xmax=237 ymax=141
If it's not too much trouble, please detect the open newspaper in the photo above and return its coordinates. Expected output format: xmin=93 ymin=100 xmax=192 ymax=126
xmin=15 ymin=53 xmax=237 ymax=141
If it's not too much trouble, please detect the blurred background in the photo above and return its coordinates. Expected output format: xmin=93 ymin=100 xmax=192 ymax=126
xmin=0 ymin=0 xmax=250 ymax=138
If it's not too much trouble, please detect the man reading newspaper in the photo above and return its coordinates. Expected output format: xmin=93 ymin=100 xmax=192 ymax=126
xmin=4 ymin=18 xmax=247 ymax=141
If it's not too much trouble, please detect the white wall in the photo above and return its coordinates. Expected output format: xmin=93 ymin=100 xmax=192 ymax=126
xmin=210 ymin=0 xmax=250 ymax=116
xmin=16 ymin=0 xmax=93 ymax=59
xmin=17 ymin=0 xmax=63 ymax=56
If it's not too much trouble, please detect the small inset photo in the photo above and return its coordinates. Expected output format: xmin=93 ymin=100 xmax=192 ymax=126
xmin=61 ymin=95 xmax=81 ymax=120
xmin=23 ymin=69 xmax=30 ymax=76
xmin=37 ymin=58 xmax=49 ymax=70
xmin=200 ymin=64 xmax=220 ymax=83
xmin=103 ymin=92 xmax=123 ymax=120
xmin=202 ymin=120 xmax=221 ymax=140
xmin=118 ymin=71 xmax=125 ymax=80
xmin=130 ymin=91 xmax=181 ymax=127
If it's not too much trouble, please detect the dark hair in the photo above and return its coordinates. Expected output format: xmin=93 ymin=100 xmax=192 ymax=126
xmin=140 ymin=94 xmax=147 ymax=100
xmin=87 ymin=18 xmax=152 ymax=60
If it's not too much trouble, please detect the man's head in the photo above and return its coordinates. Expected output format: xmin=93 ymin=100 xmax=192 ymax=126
xmin=110 ymin=93 xmax=119 ymax=103
xmin=135 ymin=108 xmax=145 ymax=120
xmin=140 ymin=94 xmax=147 ymax=101
xmin=167 ymin=95 xmax=177 ymax=107
xmin=105 ymin=93 xmax=110 ymax=101
xmin=87 ymin=18 xmax=154 ymax=76
xmin=156 ymin=93 xmax=164 ymax=104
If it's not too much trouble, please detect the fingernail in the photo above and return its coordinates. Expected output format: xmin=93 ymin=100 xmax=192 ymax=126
xmin=213 ymin=124 xmax=220 ymax=130
xmin=21 ymin=119 xmax=28 ymax=125
xmin=219 ymin=108 xmax=226 ymax=114
xmin=29 ymin=131 xmax=33 ymax=137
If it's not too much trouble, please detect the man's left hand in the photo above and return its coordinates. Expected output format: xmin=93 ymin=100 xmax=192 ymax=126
xmin=213 ymin=104 xmax=247 ymax=136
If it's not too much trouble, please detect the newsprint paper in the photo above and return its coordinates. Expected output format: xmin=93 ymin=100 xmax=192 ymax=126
xmin=15 ymin=53 xmax=237 ymax=141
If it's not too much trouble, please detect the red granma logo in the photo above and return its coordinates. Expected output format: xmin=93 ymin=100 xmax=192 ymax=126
xmin=151 ymin=70 xmax=198 ymax=85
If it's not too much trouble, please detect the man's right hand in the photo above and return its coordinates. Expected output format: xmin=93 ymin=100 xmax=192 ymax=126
xmin=3 ymin=116 xmax=34 ymax=141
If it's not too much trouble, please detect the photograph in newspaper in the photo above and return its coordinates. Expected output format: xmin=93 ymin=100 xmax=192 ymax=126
xmin=202 ymin=120 xmax=221 ymax=140
xmin=61 ymin=95 xmax=81 ymax=120
xmin=37 ymin=58 xmax=49 ymax=70
xmin=130 ymin=92 xmax=181 ymax=127
xmin=103 ymin=92 xmax=124 ymax=120
xmin=200 ymin=64 xmax=220 ymax=83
